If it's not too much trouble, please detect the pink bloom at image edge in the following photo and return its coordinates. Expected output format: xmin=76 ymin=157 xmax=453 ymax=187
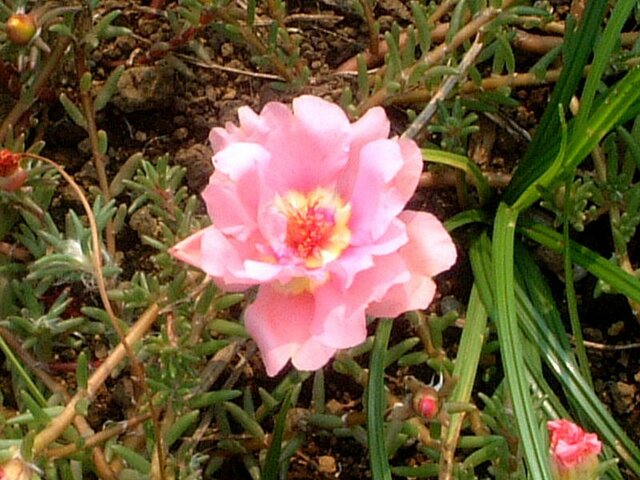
xmin=170 ymin=95 xmax=457 ymax=376
xmin=547 ymin=419 xmax=602 ymax=474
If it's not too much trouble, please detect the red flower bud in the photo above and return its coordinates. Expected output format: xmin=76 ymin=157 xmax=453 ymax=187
xmin=0 ymin=149 xmax=26 ymax=191
xmin=5 ymin=13 xmax=37 ymax=45
xmin=412 ymin=387 xmax=440 ymax=420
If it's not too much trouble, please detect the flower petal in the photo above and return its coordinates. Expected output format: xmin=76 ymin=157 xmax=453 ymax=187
xmin=312 ymin=253 xmax=409 ymax=348
xmin=262 ymin=96 xmax=352 ymax=193
xmin=366 ymin=276 xmax=437 ymax=318
xmin=399 ymin=211 xmax=457 ymax=277
xmin=169 ymin=227 xmax=208 ymax=268
xmin=347 ymin=139 xmax=410 ymax=244
xmin=291 ymin=337 xmax=337 ymax=372
xmin=366 ymin=211 xmax=456 ymax=317
xmin=329 ymin=218 xmax=408 ymax=290
xmin=245 ymin=285 xmax=315 ymax=376
xmin=202 ymin=143 xmax=272 ymax=239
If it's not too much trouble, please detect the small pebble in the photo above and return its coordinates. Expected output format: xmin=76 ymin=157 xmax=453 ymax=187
xmin=318 ymin=456 xmax=337 ymax=474
xmin=173 ymin=127 xmax=189 ymax=140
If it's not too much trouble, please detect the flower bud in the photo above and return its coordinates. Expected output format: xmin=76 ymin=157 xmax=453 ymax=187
xmin=412 ymin=387 xmax=439 ymax=420
xmin=0 ymin=149 xmax=26 ymax=192
xmin=547 ymin=419 xmax=602 ymax=480
xmin=5 ymin=13 xmax=37 ymax=45
xmin=0 ymin=455 xmax=34 ymax=480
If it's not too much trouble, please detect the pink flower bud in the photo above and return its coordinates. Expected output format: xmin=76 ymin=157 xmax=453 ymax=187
xmin=547 ymin=419 xmax=602 ymax=480
xmin=0 ymin=456 xmax=33 ymax=480
xmin=412 ymin=387 xmax=439 ymax=420
xmin=0 ymin=149 xmax=26 ymax=191
xmin=5 ymin=14 xmax=37 ymax=45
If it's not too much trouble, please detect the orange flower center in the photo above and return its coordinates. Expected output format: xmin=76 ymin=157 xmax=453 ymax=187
xmin=0 ymin=150 xmax=20 ymax=177
xmin=285 ymin=203 xmax=334 ymax=259
xmin=275 ymin=188 xmax=351 ymax=269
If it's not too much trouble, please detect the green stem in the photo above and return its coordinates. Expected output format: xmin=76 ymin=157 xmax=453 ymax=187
xmin=0 ymin=334 xmax=47 ymax=406
xmin=562 ymin=177 xmax=592 ymax=386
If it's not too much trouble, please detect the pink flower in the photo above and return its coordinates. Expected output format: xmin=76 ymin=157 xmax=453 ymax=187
xmin=0 ymin=149 xmax=27 ymax=192
xmin=547 ymin=419 xmax=602 ymax=480
xmin=170 ymin=96 xmax=457 ymax=376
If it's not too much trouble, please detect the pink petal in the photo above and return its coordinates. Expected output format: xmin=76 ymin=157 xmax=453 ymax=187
xmin=350 ymin=107 xmax=390 ymax=152
xmin=399 ymin=211 xmax=457 ymax=277
xmin=171 ymin=226 xmax=293 ymax=287
xmin=209 ymin=104 xmax=284 ymax=150
xmin=312 ymin=254 xmax=409 ymax=348
xmin=169 ymin=227 xmax=208 ymax=268
xmin=395 ymin=137 xmax=423 ymax=198
xmin=329 ymin=218 xmax=408 ymax=290
xmin=262 ymin=96 xmax=352 ymax=193
xmin=245 ymin=285 xmax=315 ymax=376
xmin=347 ymin=139 xmax=409 ymax=244
xmin=291 ymin=337 xmax=337 ymax=372
xmin=366 ymin=212 xmax=456 ymax=317
xmin=367 ymin=276 xmax=437 ymax=318
xmin=337 ymin=107 xmax=390 ymax=198
xmin=202 ymin=143 xmax=271 ymax=239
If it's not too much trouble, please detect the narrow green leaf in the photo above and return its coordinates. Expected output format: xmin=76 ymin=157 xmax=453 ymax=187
xmin=94 ymin=65 xmax=124 ymax=112
xmin=110 ymin=444 xmax=151 ymax=474
xmin=224 ymin=402 xmax=265 ymax=440
xmin=423 ymin=148 xmax=491 ymax=206
xmin=262 ymin=385 xmax=298 ymax=480
xmin=504 ymin=0 xmax=607 ymax=202
xmin=97 ymin=129 xmax=108 ymax=155
xmin=80 ymin=72 xmax=92 ymax=93
xmin=76 ymin=351 xmax=89 ymax=391
xmin=188 ymin=390 xmax=241 ymax=409
xmin=368 ymin=318 xmax=393 ymax=480
xmin=411 ymin=1 xmax=431 ymax=55
xmin=0 ymin=335 xmax=47 ymax=406
xmin=440 ymin=286 xmax=487 ymax=472
xmin=574 ymin=0 xmax=636 ymax=133
xmin=165 ymin=410 xmax=199 ymax=447
xmin=519 ymin=221 xmax=640 ymax=304
xmin=444 ymin=209 xmax=490 ymax=231
xmin=59 ymin=93 xmax=87 ymax=130
xmin=21 ymin=391 xmax=51 ymax=425
xmin=492 ymin=203 xmax=552 ymax=479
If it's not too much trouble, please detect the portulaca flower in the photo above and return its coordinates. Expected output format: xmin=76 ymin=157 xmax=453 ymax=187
xmin=171 ymin=96 xmax=457 ymax=376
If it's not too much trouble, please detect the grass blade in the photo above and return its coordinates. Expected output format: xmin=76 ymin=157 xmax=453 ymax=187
xmin=492 ymin=203 xmax=552 ymax=479
xmin=504 ymin=0 xmax=607 ymax=201
xmin=368 ymin=318 xmax=393 ymax=480
xmin=439 ymin=286 xmax=487 ymax=475
xmin=520 ymin=221 xmax=640 ymax=304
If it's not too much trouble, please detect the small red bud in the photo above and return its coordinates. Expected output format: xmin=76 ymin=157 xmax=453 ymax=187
xmin=413 ymin=387 xmax=440 ymax=420
xmin=0 ymin=149 xmax=26 ymax=191
xmin=5 ymin=13 xmax=37 ymax=45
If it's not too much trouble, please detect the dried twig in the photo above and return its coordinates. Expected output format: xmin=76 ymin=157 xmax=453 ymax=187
xmin=0 ymin=241 xmax=30 ymax=261
xmin=32 ymin=303 xmax=160 ymax=454
xmin=403 ymin=35 xmax=484 ymax=139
